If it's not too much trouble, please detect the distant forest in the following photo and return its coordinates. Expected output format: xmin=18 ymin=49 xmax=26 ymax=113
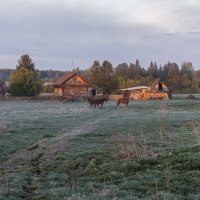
xmin=0 ymin=69 xmax=66 ymax=82
xmin=1 ymin=59 xmax=200 ymax=93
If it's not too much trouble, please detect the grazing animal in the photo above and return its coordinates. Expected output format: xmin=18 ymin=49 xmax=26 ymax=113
xmin=93 ymin=97 xmax=107 ymax=109
xmin=117 ymin=97 xmax=129 ymax=109
xmin=87 ymin=97 xmax=95 ymax=107
xmin=88 ymin=96 xmax=108 ymax=109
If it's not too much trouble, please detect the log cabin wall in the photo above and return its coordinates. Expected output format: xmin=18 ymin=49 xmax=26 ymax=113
xmin=54 ymin=87 xmax=63 ymax=96
xmin=63 ymin=86 xmax=88 ymax=96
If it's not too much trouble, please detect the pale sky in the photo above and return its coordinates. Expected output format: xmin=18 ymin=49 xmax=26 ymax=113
xmin=0 ymin=0 xmax=200 ymax=70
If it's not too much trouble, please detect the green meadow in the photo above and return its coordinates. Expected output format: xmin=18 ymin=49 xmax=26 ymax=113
xmin=0 ymin=95 xmax=200 ymax=199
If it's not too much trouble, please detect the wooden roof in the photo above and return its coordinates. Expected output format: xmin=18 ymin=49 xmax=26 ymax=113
xmin=90 ymin=85 xmax=105 ymax=92
xmin=53 ymin=71 xmax=89 ymax=86
xmin=121 ymin=79 xmax=171 ymax=92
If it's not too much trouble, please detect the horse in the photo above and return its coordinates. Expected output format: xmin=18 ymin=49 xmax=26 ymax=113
xmin=87 ymin=97 xmax=95 ymax=107
xmin=87 ymin=96 xmax=108 ymax=109
xmin=117 ymin=97 xmax=129 ymax=109
xmin=93 ymin=97 xmax=108 ymax=109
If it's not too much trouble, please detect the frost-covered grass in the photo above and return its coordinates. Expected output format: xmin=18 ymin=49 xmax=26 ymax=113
xmin=0 ymin=95 xmax=200 ymax=199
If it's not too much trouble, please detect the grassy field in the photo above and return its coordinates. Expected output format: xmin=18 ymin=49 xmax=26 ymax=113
xmin=0 ymin=95 xmax=200 ymax=199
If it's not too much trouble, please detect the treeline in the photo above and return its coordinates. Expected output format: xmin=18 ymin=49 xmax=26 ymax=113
xmin=114 ymin=60 xmax=200 ymax=93
xmin=1 ymin=58 xmax=200 ymax=94
xmin=86 ymin=59 xmax=200 ymax=94
xmin=0 ymin=69 xmax=66 ymax=82
xmin=0 ymin=69 xmax=14 ymax=81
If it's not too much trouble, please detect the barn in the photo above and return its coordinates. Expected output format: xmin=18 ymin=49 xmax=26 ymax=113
xmin=53 ymin=71 xmax=104 ymax=99
xmin=122 ymin=80 xmax=172 ymax=100
xmin=150 ymin=79 xmax=172 ymax=98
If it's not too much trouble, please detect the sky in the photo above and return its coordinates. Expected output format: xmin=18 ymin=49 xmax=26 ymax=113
xmin=0 ymin=0 xmax=200 ymax=70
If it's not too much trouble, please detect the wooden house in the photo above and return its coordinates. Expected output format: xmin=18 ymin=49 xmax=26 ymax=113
xmin=53 ymin=71 xmax=104 ymax=99
xmin=121 ymin=80 xmax=171 ymax=100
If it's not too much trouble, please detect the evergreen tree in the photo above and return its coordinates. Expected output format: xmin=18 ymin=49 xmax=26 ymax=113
xmin=16 ymin=54 xmax=35 ymax=71
xmin=128 ymin=59 xmax=142 ymax=79
xmin=8 ymin=55 xmax=42 ymax=96
xmin=181 ymin=61 xmax=194 ymax=80
xmin=147 ymin=61 xmax=158 ymax=78
xmin=128 ymin=63 xmax=135 ymax=79
xmin=134 ymin=59 xmax=142 ymax=78
xmin=115 ymin=63 xmax=129 ymax=78
xmin=158 ymin=65 xmax=163 ymax=80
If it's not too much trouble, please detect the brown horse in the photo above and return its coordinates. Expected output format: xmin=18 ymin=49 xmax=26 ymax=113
xmin=93 ymin=97 xmax=108 ymax=109
xmin=87 ymin=96 xmax=108 ymax=109
xmin=87 ymin=97 xmax=95 ymax=107
xmin=117 ymin=97 xmax=129 ymax=109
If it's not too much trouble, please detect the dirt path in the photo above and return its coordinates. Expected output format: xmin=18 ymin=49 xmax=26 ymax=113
xmin=2 ymin=110 xmax=119 ymax=173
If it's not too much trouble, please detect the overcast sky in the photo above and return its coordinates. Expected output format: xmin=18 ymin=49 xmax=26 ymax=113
xmin=0 ymin=0 xmax=200 ymax=70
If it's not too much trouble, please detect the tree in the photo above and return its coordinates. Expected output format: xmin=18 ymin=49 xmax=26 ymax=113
xmin=147 ymin=61 xmax=158 ymax=78
xmin=128 ymin=59 xmax=142 ymax=79
xmin=128 ymin=63 xmax=135 ymax=79
xmin=88 ymin=60 xmax=102 ymax=87
xmin=163 ymin=62 xmax=181 ymax=92
xmin=8 ymin=55 xmax=42 ymax=96
xmin=115 ymin=63 xmax=129 ymax=88
xmin=158 ymin=65 xmax=163 ymax=80
xmin=181 ymin=61 xmax=194 ymax=80
xmin=88 ymin=60 xmax=118 ymax=94
xmin=134 ymin=59 xmax=142 ymax=78
xmin=16 ymin=54 xmax=35 ymax=71
xmin=115 ymin=63 xmax=129 ymax=78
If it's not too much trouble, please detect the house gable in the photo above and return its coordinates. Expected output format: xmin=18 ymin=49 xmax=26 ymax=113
xmin=66 ymin=74 xmax=88 ymax=86
xmin=53 ymin=71 xmax=89 ymax=87
xmin=150 ymin=80 xmax=169 ymax=92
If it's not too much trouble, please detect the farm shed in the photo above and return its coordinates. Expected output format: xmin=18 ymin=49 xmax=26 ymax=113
xmin=88 ymin=86 xmax=104 ymax=96
xmin=53 ymin=71 xmax=104 ymax=98
xmin=121 ymin=80 xmax=171 ymax=100
xmin=150 ymin=79 xmax=172 ymax=98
